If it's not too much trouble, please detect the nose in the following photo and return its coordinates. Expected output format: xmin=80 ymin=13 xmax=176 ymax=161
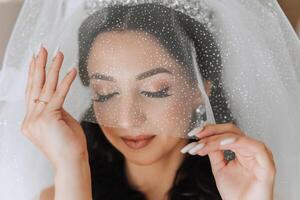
xmin=116 ymin=94 xmax=146 ymax=129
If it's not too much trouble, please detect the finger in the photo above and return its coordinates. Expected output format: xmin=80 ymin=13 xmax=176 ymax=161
xmin=227 ymin=136 xmax=275 ymax=171
xmin=189 ymin=133 xmax=240 ymax=174
xmin=25 ymin=54 xmax=36 ymax=107
xmin=196 ymin=122 xmax=244 ymax=138
xmin=45 ymin=67 xmax=77 ymax=112
xmin=186 ymin=121 xmax=208 ymax=137
xmin=40 ymin=50 xmax=64 ymax=100
xmin=266 ymin=147 xmax=276 ymax=169
xmin=191 ymin=134 xmax=275 ymax=179
xmin=33 ymin=50 xmax=64 ymax=114
xmin=191 ymin=133 xmax=240 ymax=156
xmin=28 ymin=46 xmax=48 ymax=115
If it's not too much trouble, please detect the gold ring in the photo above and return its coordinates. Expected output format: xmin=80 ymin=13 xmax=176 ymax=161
xmin=34 ymin=98 xmax=48 ymax=105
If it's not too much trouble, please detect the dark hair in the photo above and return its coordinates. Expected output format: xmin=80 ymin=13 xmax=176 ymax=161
xmin=78 ymin=3 xmax=233 ymax=200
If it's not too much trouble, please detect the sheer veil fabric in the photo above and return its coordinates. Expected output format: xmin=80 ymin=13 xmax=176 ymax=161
xmin=0 ymin=0 xmax=300 ymax=199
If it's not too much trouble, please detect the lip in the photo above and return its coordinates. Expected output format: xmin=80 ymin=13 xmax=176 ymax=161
xmin=121 ymin=135 xmax=156 ymax=149
xmin=121 ymin=134 xmax=156 ymax=140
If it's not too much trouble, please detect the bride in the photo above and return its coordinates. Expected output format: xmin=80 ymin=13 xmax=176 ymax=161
xmin=21 ymin=2 xmax=275 ymax=200
xmin=1 ymin=0 xmax=299 ymax=200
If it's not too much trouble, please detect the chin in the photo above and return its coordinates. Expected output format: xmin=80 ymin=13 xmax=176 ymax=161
xmin=118 ymin=134 xmax=165 ymax=165
xmin=122 ymin=147 xmax=165 ymax=166
xmin=124 ymin=153 xmax=162 ymax=166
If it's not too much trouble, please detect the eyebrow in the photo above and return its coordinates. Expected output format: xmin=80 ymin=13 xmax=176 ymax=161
xmin=136 ymin=67 xmax=173 ymax=80
xmin=89 ymin=67 xmax=173 ymax=81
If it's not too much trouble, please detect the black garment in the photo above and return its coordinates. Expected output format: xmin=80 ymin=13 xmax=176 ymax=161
xmin=81 ymin=121 xmax=222 ymax=200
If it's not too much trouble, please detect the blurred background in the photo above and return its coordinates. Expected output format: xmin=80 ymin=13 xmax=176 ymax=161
xmin=0 ymin=0 xmax=300 ymax=70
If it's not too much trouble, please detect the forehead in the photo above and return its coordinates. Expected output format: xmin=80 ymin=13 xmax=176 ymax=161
xmin=87 ymin=30 xmax=180 ymax=75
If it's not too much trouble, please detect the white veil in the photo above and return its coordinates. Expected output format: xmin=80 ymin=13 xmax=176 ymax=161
xmin=0 ymin=0 xmax=300 ymax=199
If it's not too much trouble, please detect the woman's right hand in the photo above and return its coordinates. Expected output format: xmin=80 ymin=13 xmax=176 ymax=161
xmin=21 ymin=45 xmax=88 ymax=169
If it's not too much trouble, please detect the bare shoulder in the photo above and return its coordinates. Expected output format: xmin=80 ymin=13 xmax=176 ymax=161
xmin=39 ymin=185 xmax=54 ymax=200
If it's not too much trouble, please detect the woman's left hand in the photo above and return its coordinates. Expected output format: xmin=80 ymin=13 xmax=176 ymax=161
xmin=181 ymin=123 xmax=276 ymax=200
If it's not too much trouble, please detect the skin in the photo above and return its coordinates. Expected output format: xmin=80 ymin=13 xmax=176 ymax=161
xmin=87 ymin=31 xmax=207 ymax=199
xmin=21 ymin=31 xmax=276 ymax=200
xmin=87 ymin=31 xmax=201 ymax=165
xmin=22 ymin=48 xmax=92 ymax=200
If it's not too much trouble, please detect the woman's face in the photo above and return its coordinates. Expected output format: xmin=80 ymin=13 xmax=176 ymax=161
xmin=87 ymin=30 xmax=207 ymax=165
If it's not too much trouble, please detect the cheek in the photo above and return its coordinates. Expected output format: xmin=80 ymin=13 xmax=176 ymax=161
xmin=146 ymin=90 xmax=195 ymax=137
xmin=93 ymin=88 xmax=196 ymax=137
xmin=93 ymin=103 xmax=117 ymax=126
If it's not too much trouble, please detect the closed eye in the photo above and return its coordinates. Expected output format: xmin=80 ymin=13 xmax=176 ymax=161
xmin=92 ymin=87 xmax=172 ymax=103
xmin=140 ymin=86 xmax=172 ymax=98
xmin=92 ymin=92 xmax=119 ymax=102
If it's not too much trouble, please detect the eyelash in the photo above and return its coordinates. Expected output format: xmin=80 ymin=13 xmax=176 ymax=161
xmin=93 ymin=87 xmax=172 ymax=102
xmin=140 ymin=86 xmax=172 ymax=98
xmin=93 ymin=92 xmax=119 ymax=103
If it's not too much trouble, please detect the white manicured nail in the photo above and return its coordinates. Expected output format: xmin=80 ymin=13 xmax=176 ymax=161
xmin=32 ymin=51 xmax=35 ymax=59
xmin=220 ymin=137 xmax=236 ymax=146
xmin=35 ymin=42 xmax=43 ymax=57
xmin=67 ymin=66 xmax=75 ymax=74
xmin=51 ymin=47 xmax=60 ymax=60
xmin=30 ymin=52 xmax=35 ymax=62
xmin=188 ymin=143 xmax=205 ymax=155
xmin=187 ymin=121 xmax=208 ymax=137
xmin=180 ymin=142 xmax=198 ymax=154
xmin=187 ymin=126 xmax=204 ymax=137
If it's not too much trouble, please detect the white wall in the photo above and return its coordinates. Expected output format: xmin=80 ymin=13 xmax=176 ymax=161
xmin=296 ymin=20 xmax=300 ymax=38
xmin=0 ymin=0 xmax=23 ymax=70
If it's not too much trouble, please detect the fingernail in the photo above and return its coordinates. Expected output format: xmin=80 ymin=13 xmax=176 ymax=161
xmin=180 ymin=142 xmax=198 ymax=154
xmin=220 ymin=137 xmax=236 ymax=146
xmin=195 ymin=121 xmax=209 ymax=137
xmin=51 ymin=47 xmax=60 ymax=61
xmin=187 ymin=126 xmax=204 ymax=137
xmin=35 ymin=42 xmax=43 ymax=58
xmin=67 ymin=66 xmax=74 ymax=74
xmin=32 ymin=51 xmax=35 ymax=59
xmin=31 ymin=52 xmax=35 ymax=62
xmin=67 ymin=66 xmax=77 ymax=75
xmin=187 ymin=121 xmax=208 ymax=138
xmin=188 ymin=143 xmax=205 ymax=155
